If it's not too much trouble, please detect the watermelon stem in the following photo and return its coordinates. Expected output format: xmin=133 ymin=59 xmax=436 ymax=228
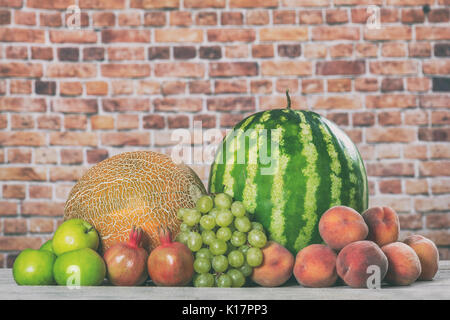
xmin=286 ymin=89 xmax=291 ymax=109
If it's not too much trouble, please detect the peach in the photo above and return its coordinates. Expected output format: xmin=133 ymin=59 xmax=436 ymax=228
xmin=319 ymin=206 xmax=369 ymax=250
xmin=294 ymin=244 xmax=338 ymax=288
xmin=251 ymin=241 xmax=294 ymax=287
xmin=381 ymin=242 xmax=422 ymax=286
xmin=336 ymin=240 xmax=388 ymax=288
xmin=404 ymin=235 xmax=439 ymax=281
xmin=362 ymin=206 xmax=400 ymax=247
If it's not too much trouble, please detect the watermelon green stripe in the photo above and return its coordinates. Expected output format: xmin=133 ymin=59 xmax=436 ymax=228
xmin=294 ymin=112 xmax=320 ymax=251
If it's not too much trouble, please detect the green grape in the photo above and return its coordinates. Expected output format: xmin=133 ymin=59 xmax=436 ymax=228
xmin=227 ymin=269 xmax=245 ymax=288
xmin=201 ymin=230 xmax=216 ymax=246
xmin=214 ymin=193 xmax=232 ymax=209
xmin=196 ymin=195 xmax=214 ymax=213
xmin=251 ymin=221 xmax=264 ymax=232
xmin=239 ymin=262 xmax=253 ymax=277
xmin=209 ymin=239 xmax=227 ymax=256
xmin=239 ymin=244 xmax=250 ymax=255
xmin=196 ymin=248 xmax=213 ymax=260
xmin=247 ymin=229 xmax=267 ymax=248
xmin=183 ymin=209 xmax=201 ymax=227
xmin=216 ymin=210 xmax=233 ymax=227
xmin=230 ymin=231 xmax=247 ymax=247
xmin=194 ymin=258 xmax=211 ymax=274
xmin=177 ymin=208 xmax=188 ymax=219
xmin=246 ymin=247 xmax=263 ymax=267
xmin=208 ymin=208 xmax=220 ymax=219
xmin=175 ymin=231 xmax=189 ymax=244
xmin=199 ymin=215 xmax=216 ymax=230
xmin=179 ymin=223 xmax=191 ymax=233
xmin=231 ymin=201 xmax=246 ymax=217
xmin=187 ymin=231 xmax=202 ymax=252
xmin=216 ymin=274 xmax=232 ymax=288
xmin=211 ymin=255 xmax=228 ymax=273
xmin=216 ymin=227 xmax=232 ymax=241
xmin=228 ymin=250 xmax=245 ymax=268
xmin=234 ymin=216 xmax=251 ymax=232
xmin=194 ymin=273 xmax=215 ymax=287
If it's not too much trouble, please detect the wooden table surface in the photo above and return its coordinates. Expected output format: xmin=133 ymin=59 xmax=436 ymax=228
xmin=1 ymin=261 xmax=449 ymax=300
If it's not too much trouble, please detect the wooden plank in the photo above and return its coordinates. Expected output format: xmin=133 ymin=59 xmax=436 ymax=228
xmin=1 ymin=261 xmax=449 ymax=300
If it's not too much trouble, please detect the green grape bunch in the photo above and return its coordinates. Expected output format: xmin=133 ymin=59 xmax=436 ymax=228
xmin=175 ymin=193 xmax=268 ymax=288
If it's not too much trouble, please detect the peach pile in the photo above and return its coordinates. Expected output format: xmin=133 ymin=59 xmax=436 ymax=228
xmin=293 ymin=205 xmax=440 ymax=288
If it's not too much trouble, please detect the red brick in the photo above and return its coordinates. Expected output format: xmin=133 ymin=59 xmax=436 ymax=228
xmin=91 ymin=115 xmax=114 ymax=130
xmin=329 ymin=44 xmax=353 ymax=58
xmin=407 ymin=78 xmax=430 ymax=92
xmin=401 ymin=8 xmax=425 ymax=23
xmin=367 ymin=163 xmax=414 ymax=177
xmin=154 ymin=98 xmax=203 ymax=112
xmin=207 ymin=97 xmax=255 ymax=112
xmin=420 ymin=161 xmax=450 ymax=177
xmin=419 ymin=95 xmax=450 ymax=108
xmin=102 ymin=29 xmax=150 ymax=43
xmin=87 ymin=149 xmax=109 ymax=164
xmin=0 ymin=167 xmax=46 ymax=181
xmin=0 ymin=97 xmax=46 ymax=112
xmin=143 ymin=115 xmax=165 ymax=129
xmin=370 ymin=61 xmax=418 ymax=75
xmin=405 ymin=179 xmax=428 ymax=195
xmin=215 ymin=80 xmax=247 ymax=94
xmin=355 ymin=43 xmax=377 ymax=58
xmin=0 ymin=132 xmax=45 ymax=146
xmin=49 ymin=30 xmax=97 ymax=43
xmin=220 ymin=114 xmax=244 ymax=128
xmin=353 ymin=112 xmax=375 ymax=126
xmin=0 ymin=27 xmax=44 ymax=42
xmin=276 ymin=79 xmax=298 ymax=93
xmin=144 ymin=12 xmax=166 ymax=26
xmin=398 ymin=215 xmax=423 ymax=230
xmin=366 ymin=94 xmax=416 ymax=109
xmin=408 ymin=43 xmax=431 ymax=57
xmin=316 ymin=60 xmax=365 ymax=75
xmin=423 ymin=60 xmax=450 ymax=75
xmin=379 ymin=179 xmax=402 ymax=194
xmin=312 ymin=96 xmax=362 ymax=110
xmin=117 ymin=115 xmax=139 ymax=130
xmin=230 ymin=0 xmax=277 ymax=7
xmin=367 ymin=128 xmax=416 ymax=143
xmin=65 ymin=115 xmax=87 ymax=131
xmin=22 ymin=202 xmax=65 ymax=216
xmin=252 ymin=44 xmax=274 ymax=58
xmin=101 ymin=132 xmax=150 ymax=146
xmin=326 ymin=9 xmax=348 ymax=24
xmin=246 ymin=10 xmax=269 ymax=25
xmin=416 ymin=27 xmax=450 ymax=40
xmin=7 ymin=148 xmax=32 ymax=163
xmin=46 ymin=63 xmax=96 ymax=78
xmin=50 ymin=132 xmax=97 ymax=147
xmin=3 ymin=185 xmax=25 ymax=199
xmin=328 ymin=79 xmax=351 ymax=92
xmin=381 ymin=78 xmax=404 ymax=92
xmin=426 ymin=214 xmax=450 ymax=229
xmin=161 ymin=81 xmax=186 ymax=95
xmin=61 ymin=149 xmax=83 ymax=164
xmin=364 ymin=26 xmax=412 ymax=40
xmin=210 ymin=62 xmax=257 ymax=77
xmin=302 ymin=79 xmax=323 ymax=93
xmin=29 ymin=218 xmax=54 ymax=233
xmin=282 ymin=0 xmax=329 ymax=6
xmin=155 ymin=62 xmax=204 ymax=78
xmin=189 ymin=80 xmax=211 ymax=94
xmin=419 ymin=128 xmax=450 ymax=142
xmin=52 ymin=98 xmax=98 ymax=113
xmin=262 ymin=61 xmax=312 ymax=76
xmin=60 ymin=81 xmax=82 ymax=96
xmin=103 ymin=98 xmax=149 ymax=112
xmin=27 ymin=0 xmax=75 ymax=9
xmin=14 ymin=11 xmax=36 ymax=25
xmin=0 ymin=62 xmax=42 ymax=77
xmin=6 ymin=46 xmax=27 ymax=59
xmin=93 ymin=12 xmax=115 ymax=27
xmin=404 ymin=144 xmax=427 ymax=160
xmin=299 ymin=10 xmax=323 ymax=24
xmin=0 ymin=0 xmax=22 ymax=7
xmin=11 ymin=114 xmax=33 ymax=129
xmin=251 ymin=80 xmax=272 ymax=94
xmin=101 ymin=64 xmax=150 ymax=78
xmin=137 ymin=81 xmax=160 ymax=95
xmin=184 ymin=0 xmax=225 ymax=8
xmin=382 ymin=43 xmax=406 ymax=57
xmin=260 ymin=95 xmax=306 ymax=110
xmin=225 ymin=45 xmax=248 ymax=58
xmin=327 ymin=113 xmax=349 ymax=126
xmin=221 ymin=12 xmax=243 ymax=25
xmin=431 ymin=178 xmax=450 ymax=194
xmin=156 ymin=29 xmax=203 ymax=42
xmin=31 ymin=47 xmax=53 ymax=60
xmin=170 ymin=11 xmax=192 ymax=26
xmin=208 ymin=29 xmax=255 ymax=42
xmin=118 ymin=12 xmax=141 ymax=26
xmin=168 ymin=115 xmax=190 ymax=129
xmin=80 ymin=0 xmax=125 ymax=9
xmin=429 ymin=8 xmax=450 ymax=23
xmin=260 ymin=27 xmax=307 ymax=41
xmin=312 ymin=26 xmax=359 ymax=41
xmin=196 ymin=12 xmax=217 ymax=25
xmin=273 ymin=10 xmax=296 ymax=24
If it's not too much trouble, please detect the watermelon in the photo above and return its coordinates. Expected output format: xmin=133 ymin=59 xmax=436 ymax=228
xmin=208 ymin=92 xmax=368 ymax=254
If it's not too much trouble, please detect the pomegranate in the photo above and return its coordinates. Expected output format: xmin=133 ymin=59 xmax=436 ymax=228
xmin=147 ymin=228 xmax=194 ymax=286
xmin=103 ymin=226 xmax=149 ymax=286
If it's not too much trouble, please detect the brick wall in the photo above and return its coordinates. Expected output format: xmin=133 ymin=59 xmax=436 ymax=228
xmin=0 ymin=0 xmax=449 ymax=267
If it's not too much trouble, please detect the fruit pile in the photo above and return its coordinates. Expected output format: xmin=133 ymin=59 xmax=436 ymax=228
xmin=294 ymin=205 xmax=440 ymax=288
xmin=176 ymin=193 xmax=268 ymax=287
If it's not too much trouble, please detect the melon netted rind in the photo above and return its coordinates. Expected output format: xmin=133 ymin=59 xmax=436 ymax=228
xmin=64 ymin=151 xmax=206 ymax=253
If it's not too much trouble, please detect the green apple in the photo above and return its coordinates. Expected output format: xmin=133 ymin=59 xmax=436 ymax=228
xmin=40 ymin=239 xmax=54 ymax=253
xmin=52 ymin=219 xmax=99 ymax=256
xmin=53 ymin=248 xmax=106 ymax=287
xmin=13 ymin=249 xmax=56 ymax=285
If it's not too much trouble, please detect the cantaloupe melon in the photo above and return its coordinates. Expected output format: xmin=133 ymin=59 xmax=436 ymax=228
xmin=64 ymin=151 xmax=205 ymax=253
